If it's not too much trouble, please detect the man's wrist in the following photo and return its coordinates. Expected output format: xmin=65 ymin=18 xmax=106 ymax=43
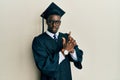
xmin=70 ymin=49 xmax=74 ymax=53
xmin=61 ymin=49 xmax=69 ymax=55
xmin=61 ymin=49 xmax=64 ymax=53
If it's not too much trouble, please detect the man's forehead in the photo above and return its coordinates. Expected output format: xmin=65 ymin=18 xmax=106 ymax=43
xmin=48 ymin=15 xmax=61 ymax=20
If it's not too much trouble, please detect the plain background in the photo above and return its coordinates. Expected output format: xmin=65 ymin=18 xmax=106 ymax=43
xmin=0 ymin=0 xmax=120 ymax=80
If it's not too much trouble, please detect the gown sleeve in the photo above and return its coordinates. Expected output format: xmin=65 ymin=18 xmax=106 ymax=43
xmin=68 ymin=45 xmax=83 ymax=69
xmin=32 ymin=37 xmax=59 ymax=78
xmin=63 ymin=33 xmax=83 ymax=69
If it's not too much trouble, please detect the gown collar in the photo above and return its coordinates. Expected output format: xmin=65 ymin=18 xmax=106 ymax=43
xmin=46 ymin=30 xmax=59 ymax=39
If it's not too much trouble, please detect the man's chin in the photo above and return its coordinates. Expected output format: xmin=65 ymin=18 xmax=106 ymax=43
xmin=52 ymin=31 xmax=57 ymax=33
xmin=48 ymin=29 xmax=58 ymax=33
xmin=52 ymin=29 xmax=58 ymax=33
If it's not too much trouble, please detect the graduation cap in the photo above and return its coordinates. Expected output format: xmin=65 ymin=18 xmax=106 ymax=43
xmin=41 ymin=2 xmax=65 ymax=33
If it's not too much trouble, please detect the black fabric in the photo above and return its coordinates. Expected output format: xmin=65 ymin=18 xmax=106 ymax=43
xmin=32 ymin=32 xmax=83 ymax=80
xmin=41 ymin=2 xmax=65 ymax=20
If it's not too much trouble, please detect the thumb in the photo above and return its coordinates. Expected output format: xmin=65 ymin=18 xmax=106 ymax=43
xmin=62 ymin=37 xmax=66 ymax=45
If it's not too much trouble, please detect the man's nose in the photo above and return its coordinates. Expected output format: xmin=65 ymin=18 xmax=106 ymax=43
xmin=52 ymin=22 xmax=56 ymax=27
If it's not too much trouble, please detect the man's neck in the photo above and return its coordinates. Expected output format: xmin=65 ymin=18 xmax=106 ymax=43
xmin=47 ymin=29 xmax=57 ymax=34
xmin=46 ymin=30 xmax=59 ymax=39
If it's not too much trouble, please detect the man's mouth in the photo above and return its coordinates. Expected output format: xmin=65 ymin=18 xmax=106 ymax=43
xmin=52 ymin=27 xmax=57 ymax=31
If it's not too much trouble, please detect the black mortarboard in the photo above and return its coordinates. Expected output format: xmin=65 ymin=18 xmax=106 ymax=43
xmin=40 ymin=2 xmax=65 ymax=33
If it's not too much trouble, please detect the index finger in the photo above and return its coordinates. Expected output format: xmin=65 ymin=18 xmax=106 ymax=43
xmin=68 ymin=31 xmax=71 ymax=37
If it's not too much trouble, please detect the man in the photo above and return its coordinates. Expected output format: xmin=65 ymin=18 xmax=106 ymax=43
xmin=32 ymin=2 xmax=83 ymax=80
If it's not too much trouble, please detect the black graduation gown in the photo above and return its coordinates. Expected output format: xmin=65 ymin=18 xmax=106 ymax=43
xmin=32 ymin=32 xmax=83 ymax=80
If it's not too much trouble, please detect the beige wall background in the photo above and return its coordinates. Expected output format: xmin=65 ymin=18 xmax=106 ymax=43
xmin=0 ymin=0 xmax=120 ymax=80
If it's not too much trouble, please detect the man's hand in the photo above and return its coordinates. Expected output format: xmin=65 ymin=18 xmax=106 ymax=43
xmin=61 ymin=32 xmax=77 ymax=54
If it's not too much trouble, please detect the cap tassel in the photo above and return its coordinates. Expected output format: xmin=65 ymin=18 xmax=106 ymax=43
xmin=42 ymin=18 xmax=44 ymax=33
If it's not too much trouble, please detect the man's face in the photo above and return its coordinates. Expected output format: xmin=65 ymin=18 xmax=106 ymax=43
xmin=47 ymin=15 xmax=61 ymax=34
